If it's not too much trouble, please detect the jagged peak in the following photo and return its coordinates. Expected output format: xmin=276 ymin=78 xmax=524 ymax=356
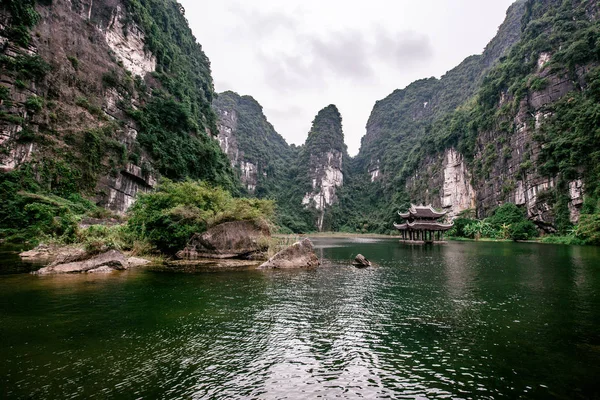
xmin=306 ymin=104 xmax=347 ymax=154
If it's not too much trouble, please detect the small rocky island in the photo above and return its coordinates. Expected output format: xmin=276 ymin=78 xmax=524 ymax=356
xmin=20 ymin=220 xmax=320 ymax=274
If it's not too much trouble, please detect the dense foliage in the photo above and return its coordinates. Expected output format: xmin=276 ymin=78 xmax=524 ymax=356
xmin=125 ymin=0 xmax=216 ymax=133
xmin=448 ymin=203 xmax=539 ymax=241
xmin=0 ymin=0 xmax=239 ymax=246
xmin=0 ymin=168 xmax=107 ymax=244
xmin=119 ymin=0 xmax=237 ymax=189
xmin=132 ymin=95 xmax=236 ymax=188
xmin=127 ymin=180 xmax=275 ymax=253
xmin=212 ymin=91 xmax=315 ymax=232
xmin=304 ymin=105 xmax=346 ymax=155
xmin=334 ymin=1 xmax=528 ymax=233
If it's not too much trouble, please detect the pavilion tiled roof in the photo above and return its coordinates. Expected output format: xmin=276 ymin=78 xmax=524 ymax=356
xmin=398 ymin=204 xmax=447 ymax=219
xmin=394 ymin=221 xmax=454 ymax=232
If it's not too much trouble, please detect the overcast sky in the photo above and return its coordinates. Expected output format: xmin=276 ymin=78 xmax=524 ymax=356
xmin=179 ymin=0 xmax=515 ymax=156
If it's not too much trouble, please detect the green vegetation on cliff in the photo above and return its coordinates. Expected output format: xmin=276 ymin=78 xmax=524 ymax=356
xmin=212 ymin=91 xmax=294 ymax=196
xmin=332 ymin=1 xmax=527 ymax=234
xmin=0 ymin=0 xmax=238 ymax=243
xmin=123 ymin=0 xmax=236 ymax=188
xmin=334 ymin=0 xmax=600 ymax=241
xmin=296 ymin=105 xmax=348 ymax=232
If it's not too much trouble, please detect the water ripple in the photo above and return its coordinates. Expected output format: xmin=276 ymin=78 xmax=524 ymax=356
xmin=1 ymin=240 xmax=600 ymax=398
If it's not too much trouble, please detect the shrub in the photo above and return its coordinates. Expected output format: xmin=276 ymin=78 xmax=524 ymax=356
xmin=25 ymin=96 xmax=43 ymax=113
xmin=0 ymin=85 xmax=10 ymax=101
xmin=102 ymin=70 xmax=120 ymax=88
xmin=448 ymin=217 xmax=477 ymax=238
xmin=485 ymin=203 xmax=539 ymax=241
xmin=67 ymin=56 xmax=79 ymax=70
xmin=126 ymin=179 xmax=275 ymax=253
xmin=487 ymin=203 xmax=529 ymax=226
xmin=508 ymin=220 xmax=539 ymax=241
xmin=464 ymin=220 xmax=498 ymax=239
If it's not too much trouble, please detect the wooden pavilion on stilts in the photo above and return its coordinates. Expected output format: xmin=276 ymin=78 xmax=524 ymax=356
xmin=394 ymin=204 xmax=453 ymax=244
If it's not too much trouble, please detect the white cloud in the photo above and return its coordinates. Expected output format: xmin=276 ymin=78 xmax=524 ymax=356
xmin=179 ymin=0 xmax=516 ymax=155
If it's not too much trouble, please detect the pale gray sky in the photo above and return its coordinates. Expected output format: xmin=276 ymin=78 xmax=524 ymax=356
xmin=179 ymin=0 xmax=515 ymax=155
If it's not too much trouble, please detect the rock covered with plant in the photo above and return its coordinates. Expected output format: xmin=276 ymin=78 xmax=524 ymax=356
xmin=0 ymin=0 xmax=234 ymax=245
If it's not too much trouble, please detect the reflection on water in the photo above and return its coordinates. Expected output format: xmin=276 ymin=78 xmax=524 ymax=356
xmin=1 ymin=239 xmax=599 ymax=399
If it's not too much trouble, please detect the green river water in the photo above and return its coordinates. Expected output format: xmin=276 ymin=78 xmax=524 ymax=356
xmin=1 ymin=238 xmax=599 ymax=399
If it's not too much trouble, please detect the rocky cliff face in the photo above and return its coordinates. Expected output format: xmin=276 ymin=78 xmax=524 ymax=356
xmin=398 ymin=0 xmax=600 ymax=232
xmin=405 ymin=148 xmax=476 ymax=219
xmin=213 ymin=91 xmax=293 ymax=195
xmin=0 ymin=0 xmax=231 ymax=214
xmin=301 ymin=105 xmax=346 ymax=231
xmin=355 ymin=0 xmax=528 ymax=180
xmin=342 ymin=0 xmax=600 ymax=234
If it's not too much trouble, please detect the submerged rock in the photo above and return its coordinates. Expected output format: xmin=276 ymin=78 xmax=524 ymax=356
xmin=353 ymin=254 xmax=372 ymax=268
xmin=127 ymin=257 xmax=152 ymax=268
xmin=33 ymin=250 xmax=128 ymax=275
xmin=177 ymin=220 xmax=270 ymax=260
xmin=259 ymin=238 xmax=320 ymax=269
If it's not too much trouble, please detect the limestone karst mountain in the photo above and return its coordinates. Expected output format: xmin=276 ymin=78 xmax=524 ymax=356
xmin=212 ymin=99 xmax=348 ymax=232
xmin=299 ymin=105 xmax=348 ymax=231
xmin=0 ymin=0 xmax=234 ymax=217
xmin=2 ymin=0 xmax=600 ymax=237
xmin=212 ymin=91 xmax=294 ymax=196
xmin=330 ymin=0 xmax=600 ymax=234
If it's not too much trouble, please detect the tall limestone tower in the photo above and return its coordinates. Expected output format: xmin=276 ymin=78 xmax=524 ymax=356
xmin=301 ymin=105 xmax=347 ymax=231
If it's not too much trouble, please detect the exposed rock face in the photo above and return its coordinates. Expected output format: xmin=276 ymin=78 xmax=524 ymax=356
xmin=259 ymin=238 xmax=320 ymax=269
xmin=301 ymin=105 xmax=347 ymax=231
xmin=368 ymin=159 xmax=381 ymax=182
xmin=33 ymin=250 xmax=128 ymax=275
xmin=0 ymin=0 xmax=215 ymax=215
xmin=354 ymin=0 xmax=527 ymax=181
xmin=177 ymin=220 xmax=270 ymax=260
xmin=366 ymin=1 xmax=600 ymax=232
xmin=472 ymin=63 xmax=592 ymax=227
xmin=568 ymin=179 xmax=585 ymax=223
xmin=102 ymin=5 xmax=156 ymax=77
xmin=216 ymin=108 xmax=239 ymax=164
xmin=406 ymin=148 xmax=476 ymax=220
xmin=302 ymin=150 xmax=344 ymax=210
xmin=102 ymin=162 xmax=157 ymax=213
xmin=213 ymin=91 xmax=293 ymax=194
xmin=442 ymin=149 xmax=476 ymax=218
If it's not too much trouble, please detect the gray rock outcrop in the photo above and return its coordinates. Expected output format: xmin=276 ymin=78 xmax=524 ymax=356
xmin=259 ymin=238 xmax=320 ymax=269
xmin=177 ymin=220 xmax=270 ymax=259
xmin=353 ymin=254 xmax=372 ymax=268
xmin=33 ymin=250 xmax=128 ymax=275
xmin=20 ymin=245 xmax=88 ymax=265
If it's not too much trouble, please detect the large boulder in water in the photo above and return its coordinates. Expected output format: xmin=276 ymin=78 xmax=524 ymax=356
xmin=259 ymin=238 xmax=320 ymax=269
xmin=176 ymin=220 xmax=270 ymax=260
xmin=353 ymin=254 xmax=372 ymax=268
xmin=33 ymin=250 xmax=128 ymax=275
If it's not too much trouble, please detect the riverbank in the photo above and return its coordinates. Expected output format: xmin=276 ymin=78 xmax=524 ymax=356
xmin=289 ymin=232 xmax=592 ymax=247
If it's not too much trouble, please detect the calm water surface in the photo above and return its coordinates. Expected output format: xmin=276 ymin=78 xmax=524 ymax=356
xmin=1 ymin=238 xmax=599 ymax=399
